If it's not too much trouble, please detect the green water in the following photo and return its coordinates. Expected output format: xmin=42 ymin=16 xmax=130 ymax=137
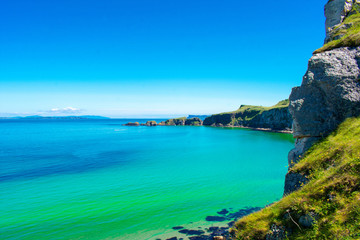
xmin=0 ymin=119 xmax=294 ymax=239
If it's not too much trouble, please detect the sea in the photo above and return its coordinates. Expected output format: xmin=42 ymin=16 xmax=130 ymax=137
xmin=0 ymin=119 xmax=294 ymax=240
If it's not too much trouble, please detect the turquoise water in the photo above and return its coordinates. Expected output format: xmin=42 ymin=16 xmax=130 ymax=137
xmin=0 ymin=119 xmax=294 ymax=240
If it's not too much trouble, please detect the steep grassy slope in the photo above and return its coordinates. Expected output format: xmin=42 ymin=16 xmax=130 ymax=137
xmin=203 ymin=100 xmax=292 ymax=131
xmin=315 ymin=3 xmax=360 ymax=54
xmin=231 ymin=117 xmax=360 ymax=239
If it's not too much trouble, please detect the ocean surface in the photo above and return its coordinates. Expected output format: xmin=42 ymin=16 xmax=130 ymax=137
xmin=0 ymin=119 xmax=294 ymax=240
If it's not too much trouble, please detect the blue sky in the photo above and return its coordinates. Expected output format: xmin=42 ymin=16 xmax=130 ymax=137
xmin=0 ymin=0 xmax=327 ymax=118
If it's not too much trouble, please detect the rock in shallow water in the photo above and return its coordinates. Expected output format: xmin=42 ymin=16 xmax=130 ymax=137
xmin=172 ymin=226 xmax=184 ymax=230
xmin=205 ymin=216 xmax=226 ymax=222
xmin=217 ymin=209 xmax=229 ymax=215
xmin=178 ymin=229 xmax=205 ymax=235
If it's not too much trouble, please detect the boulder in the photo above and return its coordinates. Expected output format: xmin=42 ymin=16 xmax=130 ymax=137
xmin=299 ymin=212 xmax=318 ymax=228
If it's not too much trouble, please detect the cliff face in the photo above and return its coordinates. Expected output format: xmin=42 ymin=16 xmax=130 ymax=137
xmin=285 ymin=1 xmax=360 ymax=194
xmin=231 ymin=1 xmax=360 ymax=239
xmin=203 ymin=100 xmax=292 ymax=132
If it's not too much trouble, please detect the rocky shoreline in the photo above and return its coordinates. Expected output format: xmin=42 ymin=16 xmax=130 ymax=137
xmin=156 ymin=207 xmax=261 ymax=240
xmin=122 ymin=115 xmax=293 ymax=134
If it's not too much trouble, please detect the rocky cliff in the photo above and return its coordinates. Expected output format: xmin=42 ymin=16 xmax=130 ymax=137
xmin=231 ymin=1 xmax=360 ymax=239
xmin=285 ymin=0 xmax=360 ymax=195
xmin=203 ymin=100 xmax=292 ymax=132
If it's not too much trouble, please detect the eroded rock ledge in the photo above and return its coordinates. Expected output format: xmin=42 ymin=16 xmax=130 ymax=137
xmin=285 ymin=46 xmax=360 ymax=194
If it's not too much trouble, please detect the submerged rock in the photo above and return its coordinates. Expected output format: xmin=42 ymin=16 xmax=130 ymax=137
xmin=205 ymin=216 xmax=226 ymax=222
xmin=172 ymin=226 xmax=184 ymax=230
xmin=178 ymin=229 xmax=205 ymax=235
xmin=217 ymin=209 xmax=229 ymax=215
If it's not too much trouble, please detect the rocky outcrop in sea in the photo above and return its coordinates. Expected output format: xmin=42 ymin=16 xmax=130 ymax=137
xmin=165 ymin=117 xmax=203 ymax=126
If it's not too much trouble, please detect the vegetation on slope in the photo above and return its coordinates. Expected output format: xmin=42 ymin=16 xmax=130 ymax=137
xmin=231 ymin=117 xmax=360 ymax=239
xmin=220 ymin=99 xmax=289 ymax=116
xmin=314 ymin=3 xmax=360 ymax=54
xmin=203 ymin=99 xmax=291 ymax=130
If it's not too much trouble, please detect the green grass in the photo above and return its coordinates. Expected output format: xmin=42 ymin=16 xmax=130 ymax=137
xmin=203 ymin=99 xmax=290 ymax=128
xmin=314 ymin=4 xmax=360 ymax=54
xmin=231 ymin=117 xmax=360 ymax=239
xmin=219 ymin=99 xmax=289 ymax=116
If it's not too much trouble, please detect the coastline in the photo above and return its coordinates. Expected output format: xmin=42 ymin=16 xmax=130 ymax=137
xmin=207 ymin=125 xmax=293 ymax=134
xmin=123 ymin=120 xmax=293 ymax=134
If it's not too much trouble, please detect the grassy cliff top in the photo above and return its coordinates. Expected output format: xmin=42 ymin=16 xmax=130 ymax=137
xmin=315 ymin=4 xmax=360 ymax=54
xmin=216 ymin=99 xmax=289 ymax=116
xmin=231 ymin=117 xmax=360 ymax=239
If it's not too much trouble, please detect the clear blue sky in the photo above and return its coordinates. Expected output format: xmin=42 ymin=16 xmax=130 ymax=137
xmin=0 ymin=0 xmax=327 ymax=118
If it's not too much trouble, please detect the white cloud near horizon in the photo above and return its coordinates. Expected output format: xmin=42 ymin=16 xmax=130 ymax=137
xmin=45 ymin=107 xmax=83 ymax=114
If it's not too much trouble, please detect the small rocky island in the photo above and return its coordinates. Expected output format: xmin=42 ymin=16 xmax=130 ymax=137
xmin=123 ymin=117 xmax=204 ymax=127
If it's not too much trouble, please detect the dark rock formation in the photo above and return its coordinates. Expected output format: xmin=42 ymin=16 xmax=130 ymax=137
xmin=165 ymin=117 xmax=186 ymax=126
xmin=165 ymin=117 xmax=203 ymax=126
xmin=172 ymin=226 xmax=184 ymax=230
xmin=166 ymin=237 xmax=178 ymax=240
xmin=178 ymin=229 xmax=205 ymax=235
xmin=141 ymin=120 xmax=157 ymax=126
xmin=217 ymin=209 xmax=229 ymax=215
xmin=203 ymin=100 xmax=292 ymax=132
xmin=123 ymin=122 xmax=140 ymax=126
xmin=185 ymin=117 xmax=203 ymax=126
xmin=205 ymin=216 xmax=226 ymax=222
xmin=283 ymin=172 xmax=309 ymax=196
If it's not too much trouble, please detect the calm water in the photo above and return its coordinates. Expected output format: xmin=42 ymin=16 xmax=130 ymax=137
xmin=0 ymin=119 xmax=294 ymax=240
